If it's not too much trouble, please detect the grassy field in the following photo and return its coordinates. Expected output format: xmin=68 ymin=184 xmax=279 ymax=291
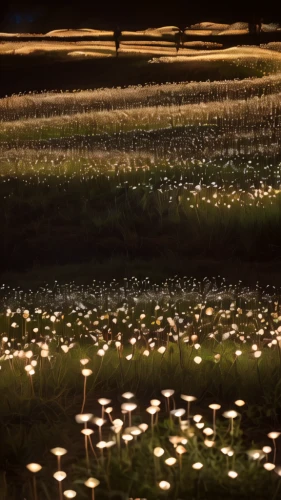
xmin=1 ymin=44 xmax=281 ymax=499
xmin=1 ymin=280 xmax=281 ymax=499
xmin=0 ymin=150 xmax=281 ymax=274
xmin=0 ymin=45 xmax=278 ymax=98
xmin=0 ymin=48 xmax=281 ymax=278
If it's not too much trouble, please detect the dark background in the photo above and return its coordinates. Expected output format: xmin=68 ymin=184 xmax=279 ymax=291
xmin=0 ymin=1 xmax=280 ymax=32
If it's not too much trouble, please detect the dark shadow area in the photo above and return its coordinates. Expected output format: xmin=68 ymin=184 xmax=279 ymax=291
xmin=0 ymin=52 xmax=265 ymax=98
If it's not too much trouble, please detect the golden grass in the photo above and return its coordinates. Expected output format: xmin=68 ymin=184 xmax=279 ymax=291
xmin=1 ymin=90 xmax=281 ymax=141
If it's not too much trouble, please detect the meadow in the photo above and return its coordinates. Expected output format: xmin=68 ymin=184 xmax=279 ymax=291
xmin=1 ymin=278 xmax=281 ymax=499
xmin=1 ymin=49 xmax=281 ymax=276
xmin=1 ymin=42 xmax=281 ymax=499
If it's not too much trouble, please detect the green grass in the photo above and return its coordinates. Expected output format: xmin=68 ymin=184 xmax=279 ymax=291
xmin=1 ymin=49 xmax=281 ymax=499
xmin=0 ymin=65 xmax=280 ymax=274
xmin=0 ymin=58 xmax=280 ymax=275
xmin=1 ymin=89 xmax=280 ymax=141
xmin=1 ymin=286 xmax=281 ymax=499
xmin=0 ymin=153 xmax=280 ymax=272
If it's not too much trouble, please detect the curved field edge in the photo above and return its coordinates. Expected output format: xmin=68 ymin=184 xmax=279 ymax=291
xmin=1 ymin=90 xmax=281 ymax=141
xmin=1 ymin=46 xmax=281 ymax=120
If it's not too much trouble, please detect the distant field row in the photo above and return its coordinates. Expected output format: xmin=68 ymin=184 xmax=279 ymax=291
xmin=1 ymin=50 xmax=281 ymax=120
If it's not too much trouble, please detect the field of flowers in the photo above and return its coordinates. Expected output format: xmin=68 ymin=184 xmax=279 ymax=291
xmin=1 ymin=278 xmax=281 ymax=499
xmin=1 ymin=45 xmax=281 ymax=499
